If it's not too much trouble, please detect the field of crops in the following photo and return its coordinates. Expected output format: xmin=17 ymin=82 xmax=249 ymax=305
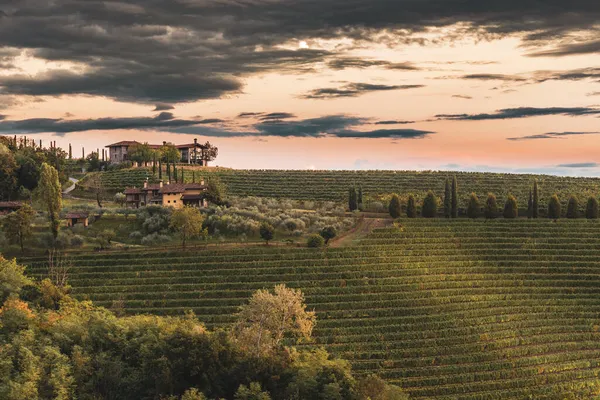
xmin=83 ymin=168 xmax=600 ymax=208
xmin=20 ymin=219 xmax=600 ymax=399
xmin=77 ymin=168 xmax=158 ymax=191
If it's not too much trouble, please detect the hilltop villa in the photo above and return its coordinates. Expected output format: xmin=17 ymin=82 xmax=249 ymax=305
xmin=106 ymin=138 xmax=209 ymax=165
xmin=124 ymin=180 xmax=208 ymax=209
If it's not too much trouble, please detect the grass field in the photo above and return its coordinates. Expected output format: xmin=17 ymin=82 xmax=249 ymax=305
xmin=19 ymin=218 xmax=600 ymax=399
xmin=79 ymin=168 xmax=600 ymax=211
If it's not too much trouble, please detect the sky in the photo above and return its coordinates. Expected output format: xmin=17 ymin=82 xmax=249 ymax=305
xmin=0 ymin=0 xmax=599 ymax=175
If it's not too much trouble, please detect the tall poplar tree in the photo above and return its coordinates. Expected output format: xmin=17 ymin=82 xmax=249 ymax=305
xmin=444 ymin=178 xmax=451 ymax=218
xmin=37 ymin=163 xmax=62 ymax=240
xmin=451 ymin=176 xmax=458 ymax=218
xmin=532 ymin=180 xmax=539 ymax=218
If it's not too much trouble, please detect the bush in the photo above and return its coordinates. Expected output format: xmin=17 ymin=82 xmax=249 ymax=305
xmin=259 ymin=222 xmax=275 ymax=244
xmin=503 ymin=195 xmax=518 ymax=219
xmin=114 ymin=192 xmax=126 ymax=206
xmin=140 ymin=232 xmax=171 ymax=245
xmin=388 ymin=194 xmax=401 ymax=219
xmin=406 ymin=195 xmax=417 ymax=218
xmin=484 ymin=193 xmax=498 ymax=220
xmin=548 ymin=194 xmax=561 ymax=220
xmin=307 ymin=234 xmax=325 ymax=248
xmin=96 ymin=229 xmax=116 ymax=249
xmin=566 ymin=195 xmax=578 ymax=219
xmin=129 ymin=231 xmax=143 ymax=241
xmin=466 ymin=193 xmax=480 ymax=219
xmin=319 ymin=226 xmax=337 ymax=244
xmin=70 ymin=235 xmax=84 ymax=247
xmin=422 ymin=191 xmax=438 ymax=218
xmin=586 ymin=197 xmax=599 ymax=219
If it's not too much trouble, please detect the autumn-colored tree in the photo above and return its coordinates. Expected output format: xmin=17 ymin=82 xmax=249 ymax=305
xmin=503 ymin=195 xmax=518 ymax=219
xmin=170 ymin=206 xmax=207 ymax=249
xmin=548 ymin=194 xmax=561 ymax=220
xmin=484 ymin=193 xmax=498 ymax=220
xmin=466 ymin=192 xmax=480 ymax=219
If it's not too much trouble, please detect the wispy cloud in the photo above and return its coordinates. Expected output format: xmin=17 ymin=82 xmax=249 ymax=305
xmin=300 ymin=83 xmax=425 ymax=99
xmin=556 ymin=162 xmax=600 ymax=168
xmin=451 ymin=95 xmax=473 ymax=99
xmin=437 ymin=107 xmax=600 ymax=121
xmin=507 ymin=131 xmax=600 ymax=141
xmin=375 ymin=120 xmax=416 ymax=125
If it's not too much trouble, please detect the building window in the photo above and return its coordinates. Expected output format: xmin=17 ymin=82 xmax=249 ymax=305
xmin=173 ymin=200 xmax=176 ymax=203
xmin=168 ymin=200 xmax=171 ymax=203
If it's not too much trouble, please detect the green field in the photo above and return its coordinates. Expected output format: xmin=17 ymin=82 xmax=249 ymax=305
xmin=20 ymin=218 xmax=600 ymax=399
xmin=82 ymin=168 xmax=600 ymax=209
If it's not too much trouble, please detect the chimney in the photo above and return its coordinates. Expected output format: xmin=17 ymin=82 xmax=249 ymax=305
xmin=143 ymin=178 xmax=148 ymax=189
xmin=159 ymin=180 xmax=163 ymax=188
xmin=200 ymin=179 xmax=205 ymax=185
xmin=194 ymin=138 xmax=197 ymax=145
xmin=163 ymin=141 xmax=167 ymax=146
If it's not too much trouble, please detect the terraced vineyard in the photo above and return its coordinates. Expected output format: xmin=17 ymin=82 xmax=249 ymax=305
xmin=85 ymin=168 xmax=600 ymax=208
xmin=20 ymin=219 xmax=600 ymax=399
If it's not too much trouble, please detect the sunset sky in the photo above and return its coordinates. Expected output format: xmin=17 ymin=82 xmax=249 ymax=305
xmin=0 ymin=1 xmax=599 ymax=174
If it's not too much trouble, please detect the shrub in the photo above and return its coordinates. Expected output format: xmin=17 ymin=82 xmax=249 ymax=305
xmin=96 ymin=229 xmax=116 ymax=249
xmin=129 ymin=231 xmax=143 ymax=241
xmin=566 ymin=195 xmax=579 ymax=219
xmin=422 ymin=191 xmax=438 ymax=218
xmin=586 ymin=197 xmax=599 ymax=219
xmin=466 ymin=193 xmax=480 ymax=219
xmin=307 ymin=234 xmax=325 ymax=248
xmin=319 ymin=226 xmax=337 ymax=244
xmin=484 ymin=193 xmax=498 ymax=220
xmin=140 ymin=232 xmax=171 ymax=245
xmin=259 ymin=222 xmax=275 ymax=245
xmin=503 ymin=195 xmax=518 ymax=219
xmin=406 ymin=195 xmax=417 ymax=218
xmin=114 ymin=192 xmax=126 ymax=206
xmin=548 ymin=194 xmax=561 ymax=220
xmin=388 ymin=194 xmax=401 ymax=219
xmin=70 ymin=235 xmax=84 ymax=247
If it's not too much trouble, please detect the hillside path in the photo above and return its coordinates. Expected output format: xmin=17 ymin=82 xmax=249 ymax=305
xmin=63 ymin=177 xmax=79 ymax=194
xmin=329 ymin=217 xmax=391 ymax=248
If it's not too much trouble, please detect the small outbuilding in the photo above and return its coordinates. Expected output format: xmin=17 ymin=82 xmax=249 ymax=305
xmin=66 ymin=212 xmax=90 ymax=227
xmin=0 ymin=201 xmax=23 ymax=215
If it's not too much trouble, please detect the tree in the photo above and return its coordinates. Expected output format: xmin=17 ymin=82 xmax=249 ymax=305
xmin=169 ymin=206 xmax=207 ymax=249
xmin=586 ymin=197 xmax=599 ymax=219
xmin=357 ymin=187 xmax=364 ymax=211
xmin=388 ymin=194 xmax=401 ymax=218
xmin=161 ymin=143 xmax=180 ymax=164
xmin=0 ymin=256 xmax=33 ymax=303
xmin=503 ymin=195 xmax=518 ymax=219
xmin=205 ymin=177 xmax=227 ymax=206
xmin=85 ymin=151 xmax=103 ymax=172
xmin=451 ymin=176 xmax=458 ymax=218
xmin=532 ymin=180 xmax=539 ymax=218
xmin=0 ymin=144 xmax=18 ymax=200
xmin=548 ymin=194 xmax=561 ymax=220
xmin=566 ymin=195 xmax=579 ymax=219
xmin=319 ymin=226 xmax=337 ymax=244
xmin=3 ymin=204 xmax=36 ymax=252
xmin=128 ymin=142 xmax=152 ymax=166
xmin=422 ymin=191 xmax=438 ymax=218
xmin=484 ymin=193 xmax=498 ymax=220
xmin=86 ymin=173 xmax=106 ymax=208
xmin=259 ymin=222 xmax=275 ymax=245
xmin=201 ymin=141 xmax=218 ymax=165
xmin=466 ymin=193 xmax=480 ymax=219
xmin=527 ymin=189 xmax=533 ymax=219
xmin=348 ymin=187 xmax=358 ymax=211
xmin=307 ymin=234 xmax=325 ymax=248
xmin=406 ymin=194 xmax=417 ymax=218
xmin=114 ymin=192 xmax=126 ymax=206
xmin=444 ymin=178 xmax=451 ymax=218
xmin=235 ymin=383 xmax=271 ymax=400
xmin=96 ymin=229 xmax=115 ymax=249
xmin=36 ymin=163 xmax=62 ymax=240
xmin=232 ymin=284 xmax=316 ymax=357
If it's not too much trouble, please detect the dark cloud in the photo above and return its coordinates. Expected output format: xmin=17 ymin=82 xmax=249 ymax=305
xmin=507 ymin=131 xmax=600 ymax=141
xmin=528 ymin=39 xmax=600 ymax=57
xmin=237 ymin=112 xmax=264 ymax=118
xmin=332 ymin=129 xmax=433 ymax=139
xmin=533 ymin=67 xmax=600 ymax=83
xmin=460 ymin=74 xmax=528 ymax=82
xmin=301 ymin=83 xmax=424 ymax=99
xmin=375 ymin=120 xmax=416 ymax=125
xmin=153 ymin=103 xmax=175 ymax=111
xmin=326 ymin=57 xmax=419 ymax=71
xmin=588 ymin=92 xmax=600 ymax=96
xmin=452 ymin=95 xmax=473 ymax=99
xmin=0 ymin=1 xmax=597 ymax=105
xmin=259 ymin=113 xmax=297 ymax=121
xmin=556 ymin=162 xmax=600 ymax=168
xmin=437 ymin=107 xmax=600 ymax=121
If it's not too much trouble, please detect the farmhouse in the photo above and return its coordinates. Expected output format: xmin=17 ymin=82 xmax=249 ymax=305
xmin=66 ymin=212 xmax=90 ymax=227
xmin=106 ymin=138 xmax=210 ymax=165
xmin=124 ymin=180 xmax=208 ymax=209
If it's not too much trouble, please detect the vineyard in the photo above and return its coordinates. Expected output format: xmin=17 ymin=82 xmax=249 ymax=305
xmin=80 ymin=168 xmax=600 ymax=208
xmin=20 ymin=219 xmax=600 ymax=399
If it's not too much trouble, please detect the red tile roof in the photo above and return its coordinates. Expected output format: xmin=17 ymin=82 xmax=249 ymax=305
xmin=0 ymin=201 xmax=23 ymax=208
xmin=159 ymin=183 xmax=207 ymax=194
xmin=124 ymin=188 xmax=142 ymax=194
xmin=105 ymin=140 xmax=141 ymax=147
xmin=176 ymin=143 xmax=207 ymax=149
xmin=66 ymin=212 xmax=89 ymax=219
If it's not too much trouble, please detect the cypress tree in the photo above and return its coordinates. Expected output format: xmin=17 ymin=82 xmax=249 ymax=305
xmin=406 ymin=194 xmax=417 ymax=218
xmin=566 ymin=195 xmax=579 ymax=219
xmin=166 ymin=161 xmax=171 ymax=182
xmin=586 ymin=197 xmax=599 ymax=219
xmin=181 ymin=168 xmax=184 ymax=183
xmin=357 ymin=187 xmax=364 ymax=211
xmin=484 ymin=193 xmax=498 ymax=220
xmin=503 ymin=195 xmax=518 ymax=219
xmin=192 ymin=170 xmax=196 ymax=183
xmin=467 ymin=193 xmax=480 ymax=219
xmin=348 ymin=187 xmax=357 ymax=211
xmin=444 ymin=178 xmax=451 ymax=218
xmin=527 ymin=189 xmax=533 ymax=219
xmin=69 ymin=144 xmax=72 ymax=159
xmin=152 ymin=153 xmax=157 ymax=175
xmin=388 ymin=194 xmax=401 ymax=218
xmin=548 ymin=194 xmax=561 ymax=220
xmin=422 ymin=191 xmax=438 ymax=218
xmin=451 ymin=176 xmax=458 ymax=218
xmin=158 ymin=160 xmax=162 ymax=179
xmin=532 ymin=180 xmax=539 ymax=218
xmin=173 ymin=164 xmax=178 ymax=183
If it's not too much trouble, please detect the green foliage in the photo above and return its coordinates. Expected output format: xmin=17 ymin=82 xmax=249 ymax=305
xmin=466 ymin=192 xmax=480 ymax=219
xmin=205 ymin=177 xmax=227 ymax=206
xmin=0 ymin=256 xmax=33 ymax=303
xmin=114 ymin=192 xmax=126 ymax=206
xmin=503 ymin=194 xmax=518 ymax=219
xmin=566 ymin=195 xmax=579 ymax=219
xmin=444 ymin=178 xmax=451 ymax=218
xmin=259 ymin=222 xmax=275 ymax=244
xmin=548 ymin=194 xmax=561 ymax=220
xmin=532 ymin=180 xmax=539 ymax=219
xmin=406 ymin=195 xmax=417 ymax=218
xmin=527 ymin=189 xmax=533 ymax=219
xmin=422 ymin=191 xmax=438 ymax=218
xmin=484 ymin=193 xmax=498 ymax=220
xmin=235 ymin=382 xmax=271 ymax=400
xmin=348 ymin=187 xmax=358 ymax=212
xmin=2 ymin=204 xmax=36 ymax=252
xmin=0 ymin=146 xmax=18 ymax=200
xmin=170 ymin=206 xmax=207 ymax=248
xmin=451 ymin=176 xmax=458 ymax=218
xmin=388 ymin=194 xmax=401 ymax=219
xmin=95 ymin=229 xmax=116 ymax=249
xmin=36 ymin=163 xmax=62 ymax=239
xmin=161 ymin=143 xmax=181 ymax=163
xmin=586 ymin=197 xmax=599 ymax=219
xmin=307 ymin=234 xmax=325 ymax=248
xmin=357 ymin=187 xmax=364 ymax=211
xmin=128 ymin=142 xmax=153 ymax=166
xmin=319 ymin=226 xmax=337 ymax=244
